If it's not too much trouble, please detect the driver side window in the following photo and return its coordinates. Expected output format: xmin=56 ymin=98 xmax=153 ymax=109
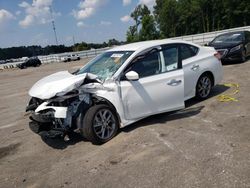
xmin=128 ymin=52 xmax=161 ymax=78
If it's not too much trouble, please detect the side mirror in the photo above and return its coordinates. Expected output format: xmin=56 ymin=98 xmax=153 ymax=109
xmin=125 ymin=71 xmax=139 ymax=81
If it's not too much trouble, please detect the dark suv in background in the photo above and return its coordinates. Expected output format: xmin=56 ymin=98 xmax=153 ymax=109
xmin=208 ymin=31 xmax=250 ymax=63
xmin=17 ymin=57 xmax=42 ymax=69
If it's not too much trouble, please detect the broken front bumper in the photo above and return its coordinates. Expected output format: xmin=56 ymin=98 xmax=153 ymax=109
xmin=30 ymin=112 xmax=53 ymax=123
xmin=28 ymin=106 xmax=69 ymax=138
xmin=26 ymin=95 xmax=91 ymax=139
xmin=27 ymin=101 xmax=68 ymax=123
xmin=26 ymin=99 xmax=74 ymax=138
xmin=34 ymin=101 xmax=68 ymax=118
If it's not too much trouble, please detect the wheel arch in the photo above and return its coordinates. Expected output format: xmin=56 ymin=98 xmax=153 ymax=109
xmin=194 ymin=71 xmax=215 ymax=100
xmin=91 ymin=96 xmax=122 ymax=126
xmin=197 ymin=71 xmax=215 ymax=87
xmin=75 ymin=94 xmax=123 ymax=130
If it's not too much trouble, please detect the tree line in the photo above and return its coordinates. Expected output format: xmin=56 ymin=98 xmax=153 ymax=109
xmin=0 ymin=39 xmax=123 ymax=60
xmin=127 ymin=0 xmax=250 ymax=42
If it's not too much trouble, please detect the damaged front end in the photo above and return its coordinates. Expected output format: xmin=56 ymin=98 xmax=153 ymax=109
xmin=26 ymin=90 xmax=91 ymax=140
xmin=26 ymin=71 xmax=99 ymax=140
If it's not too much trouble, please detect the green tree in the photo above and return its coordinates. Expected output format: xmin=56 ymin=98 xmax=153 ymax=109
xmin=126 ymin=25 xmax=138 ymax=42
xmin=140 ymin=14 xmax=159 ymax=40
xmin=154 ymin=0 xmax=179 ymax=38
xmin=108 ymin=39 xmax=120 ymax=46
xmin=127 ymin=4 xmax=158 ymax=42
xmin=154 ymin=0 xmax=250 ymax=38
xmin=130 ymin=4 xmax=151 ymax=35
xmin=75 ymin=43 xmax=89 ymax=51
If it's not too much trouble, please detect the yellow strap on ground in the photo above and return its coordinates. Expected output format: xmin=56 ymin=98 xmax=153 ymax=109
xmin=217 ymin=83 xmax=239 ymax=102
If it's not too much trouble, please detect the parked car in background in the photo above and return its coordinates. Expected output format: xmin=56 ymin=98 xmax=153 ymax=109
xmin=6 ymin=59 xmax=13 ymax=63
xmin=20 ymin=57 xmax=29 ymax=62
xmin=0 ymin=60 xmax=6 ymax=64
xmin=208 ymin=31 xmax=250 ymax=62
xmin=17 ymin=57 xmax=41 ymax=69
xmin=26 ymin=39 xmax=222 ymax=144
xmin=61 ymin=54 xmax=80 ymax=62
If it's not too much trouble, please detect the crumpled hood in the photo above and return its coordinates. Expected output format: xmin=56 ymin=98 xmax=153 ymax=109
xmin=29 ymin=71 xmax=99 ymax=100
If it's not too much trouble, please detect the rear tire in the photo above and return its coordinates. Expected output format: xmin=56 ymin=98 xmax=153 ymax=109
xmin=196 ymin=74 xmax=213 ymax=100
xmin=80 ymin=104 xmax=119 ymax=144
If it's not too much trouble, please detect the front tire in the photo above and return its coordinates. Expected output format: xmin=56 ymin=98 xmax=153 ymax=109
xmin=196 ymin=74 xmax=212 ymax=100
xmin=80 ymin=104 xmax=119 ymax=144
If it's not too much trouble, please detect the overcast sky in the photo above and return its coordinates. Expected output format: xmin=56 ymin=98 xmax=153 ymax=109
xmin=0 ymin=0 xmax=155 ymax=48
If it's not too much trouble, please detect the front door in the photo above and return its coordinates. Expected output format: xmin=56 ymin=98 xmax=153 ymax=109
xmin=119 ymin=47 xmax=184 ymax=120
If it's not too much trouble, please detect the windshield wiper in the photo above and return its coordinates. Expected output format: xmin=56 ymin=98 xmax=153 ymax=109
xmin=71 ymin=69 xmax=80 ymax=75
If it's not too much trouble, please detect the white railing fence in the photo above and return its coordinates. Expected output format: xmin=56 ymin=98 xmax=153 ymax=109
xmin=170 ymin=25 xmax=250 ymax=45
xmin=38 ymin=47 xmax=110 ymax=64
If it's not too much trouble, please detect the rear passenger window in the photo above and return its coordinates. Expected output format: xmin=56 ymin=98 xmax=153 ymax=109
xmin=162 ymin=47 xmax=178 ymax=72
xmin=189 ymin=45 xmax=199 ymax=54
xmin=180 ymin=44 xmax=198 ymax=60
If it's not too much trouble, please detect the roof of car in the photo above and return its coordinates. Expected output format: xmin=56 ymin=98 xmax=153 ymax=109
xmin=217 ymin=31 xmax=245 ymax=36
xmin=108 ymin=39 xmax=198 ymax=52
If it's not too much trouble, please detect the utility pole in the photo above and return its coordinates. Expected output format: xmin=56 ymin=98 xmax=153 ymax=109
xmin=73 ymin=36 xmax=76 ymax=46
xmin=49 ymin=6 xmax=58 ymax=45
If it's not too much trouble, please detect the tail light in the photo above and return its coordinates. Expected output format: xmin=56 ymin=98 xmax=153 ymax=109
xmin=214 ymin=52 xmax=221 ymax=60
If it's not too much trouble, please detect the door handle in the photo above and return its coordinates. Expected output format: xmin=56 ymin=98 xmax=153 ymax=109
xmin=167 ymin=79 xmax=182 ymax=86
xmin=191 ymin=64 xmax=199 ymax=71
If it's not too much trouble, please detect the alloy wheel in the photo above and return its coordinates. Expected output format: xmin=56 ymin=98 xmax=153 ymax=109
xmin=197 ymin=76 xmax=212 ymax=98
xmin=93 ymin=109 xmax=116 ymax=140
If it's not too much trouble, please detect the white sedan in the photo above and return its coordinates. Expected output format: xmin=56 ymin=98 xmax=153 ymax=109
xmin=61 ymin=54 xmax=80 ymax=62
xmin=26 ymin=39 xmax=223 ymax=144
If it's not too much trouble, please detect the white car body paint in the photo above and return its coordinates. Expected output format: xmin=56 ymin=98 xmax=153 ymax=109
xmin=182 ymin=46 xmax=223 ymax=100
xmin=28 ymin=39 xmax=223 ymax=128
xmin=120 ymin=69 xmax=184 ymax=120
xmin=29 ymin=71 xmax=98 ymax=99
xmin=35 ymin=101 xmax=67 ymax=118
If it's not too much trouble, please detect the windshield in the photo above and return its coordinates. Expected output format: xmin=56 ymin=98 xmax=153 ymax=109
xmin=212 ymin=33 xmax=243 ymax=43
xmin=76 ymin=51 xmax=134 ymax=81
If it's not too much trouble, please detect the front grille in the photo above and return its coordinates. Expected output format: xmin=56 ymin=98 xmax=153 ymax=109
xmin=217 ymin=49 xmax=228 ymax=58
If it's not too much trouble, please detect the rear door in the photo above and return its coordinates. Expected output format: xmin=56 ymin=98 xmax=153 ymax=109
xmin=119 ymin=45 xmax=184 ymax=120
xmin=179 ymin=44 xmax=200 ymax=99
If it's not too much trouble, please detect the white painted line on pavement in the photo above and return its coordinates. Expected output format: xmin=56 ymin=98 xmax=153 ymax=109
xmin=0 ymin=122 xmax=18 ymax=130
xmin=1 ymin=91 xmax=27 ymax=99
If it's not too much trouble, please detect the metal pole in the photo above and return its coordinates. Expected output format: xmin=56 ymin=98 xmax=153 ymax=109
xmin=73 ymin=36 xmax=76 ymax=45
xmin=49 ymin=6 xmax=58 ymax=45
